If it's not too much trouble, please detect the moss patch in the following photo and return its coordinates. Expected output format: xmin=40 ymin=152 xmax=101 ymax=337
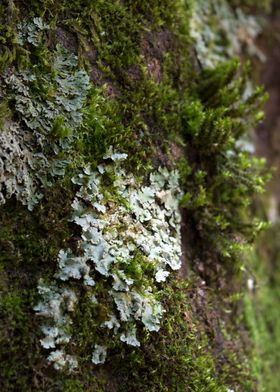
xmin=0 ymin=0 xmax=272 ymax=390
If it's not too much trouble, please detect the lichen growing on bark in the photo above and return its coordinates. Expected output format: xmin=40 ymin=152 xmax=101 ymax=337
xmin=0 ymin=18 xmax=90 ymax=208
xmin=0 ymin=0 xmax=273 ymax=390
xmin=35 ymin=150 xmax=182 ymax=370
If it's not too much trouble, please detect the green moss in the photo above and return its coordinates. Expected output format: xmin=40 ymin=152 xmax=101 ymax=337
xmin=0 ymin=177 xmax=76 ymax=390
xmin=0 ymin=1 xmax=19 ymax=70
xmin=104 ymin=279 xmax=254 ymax=392
xmin=179 ymin=59 xmax=269 ymax=275
xmin=0 ymin=0 xmax=272 ymax=390
xmin=243 ymin=223 xmax=280 ymax=392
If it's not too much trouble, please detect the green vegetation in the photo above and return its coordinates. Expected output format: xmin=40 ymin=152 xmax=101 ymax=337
xmin=181 ymin=59 xmax=269 ymax=274
xmin=0 ymin=0 xmax=276 ymax=391
xmin=243 ymin=222 xmax=280 ymax=392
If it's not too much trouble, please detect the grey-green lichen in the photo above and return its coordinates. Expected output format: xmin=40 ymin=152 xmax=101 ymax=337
xmin=0 ymin=18 xmax=90 ymax=209
xmin=3 ymin=45 xmax=90 ymax=137
xmin=0 ymin=2 xmax=271 ymax=390
xmin=35 ymin=149 xmax=182 ymax=370
xmin=190 ymin=0 xmax=265 ymax=68
xmin=17 ymin=16 xmax=49 ymax=47
xmin=0 ymin=119 xmax=42 ymax=209
xmin=33 ymin=281 xmax=78 ymax=371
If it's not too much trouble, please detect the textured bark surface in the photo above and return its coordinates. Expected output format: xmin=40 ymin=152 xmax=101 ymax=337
xmin=0 ymin=1 xmax=277 ymax=391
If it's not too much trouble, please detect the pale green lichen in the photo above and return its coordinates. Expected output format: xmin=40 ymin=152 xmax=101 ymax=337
xmin=3 ymin=44 xmax=90 ymax=144
xmin=120 ymin=327 xmax=140 ymax=347
xmin=35 ymin=150 xmax=182 ymax=370
xmin=0 ymin=18 xmax=90 ymax=208
xmin=17 ymin=17 xmax=49 ymax=47
xmin=47 ymin=350 xmax=78 ymax=372
xmin=0 ymin=120 xmax=43 ymax=210
xmin=92 ymin=344 xmax=107 ymax=365
xmin=34 ymin=280 xmax=78 ymax=370
xmin=190 ymin=0 xmax=265 ymax=68
xmin=56 ymin=249 xmax=95 ymax=286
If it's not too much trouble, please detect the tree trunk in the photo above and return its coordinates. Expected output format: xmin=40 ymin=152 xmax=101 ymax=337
xmin=0 ymin=1 xmax=275 ymax=391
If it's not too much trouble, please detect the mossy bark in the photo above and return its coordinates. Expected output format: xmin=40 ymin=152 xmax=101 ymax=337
xmin=0 ymin=1 xmax=273 ymax=391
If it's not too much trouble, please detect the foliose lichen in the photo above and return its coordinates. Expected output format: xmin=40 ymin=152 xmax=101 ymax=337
xmin=0 ymin=119 xmax=42 ymax=210
xmin=0 ymin=18 xmax=90 ymax=209
xmin=33 ymin=280 xmax=78 ymax=371
xmin=190 ymin=0 xmax=265 ymax=69
xmin=17 ymin=16 xmax=49 ymax=47
xmin=35 ymin=149 xmax=182 ymax=370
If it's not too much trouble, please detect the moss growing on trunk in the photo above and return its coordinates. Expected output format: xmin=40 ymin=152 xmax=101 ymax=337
xmin=0 ymin=0 xmax=273 ymax=391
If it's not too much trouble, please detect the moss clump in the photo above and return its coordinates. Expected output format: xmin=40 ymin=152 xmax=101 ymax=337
xmin=243 ymin=222 xmax=280 ymax=392
xmin=0 ymin=179 xmax=75 ymax=391
xmin=179 ymin=59 xmax=269 ymax=279
xmin=104 ymin=279 xmax=255 ymax=392
xmin=0 ymin=0 xmax=272 ymax=390
xmin=0 ymin=1 xmax=19 ymax=70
